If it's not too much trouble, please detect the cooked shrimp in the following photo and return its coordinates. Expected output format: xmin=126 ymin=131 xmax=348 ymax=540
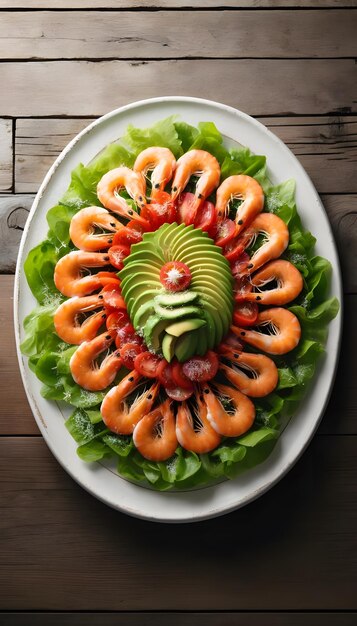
xmin=101 ymin=371 xmax=159 ymax=435
xmin=215 ymin=175 xmax=264 ymax=234
xmin=171 ymin=149 xmax=220 ymax=220
xmin=176 ymin=391 xmax=221 ymax=454
xmin=69 ymin=206 xmax=122 ymax=251
xmin=232 ymin=307 xmax=301 ymax=355
xmin=54 ymin=251 xmax=116 ymax=297
xmin=219 ymin=348 xmax=278 ymax=397
xmin=245 ymin=259 xmax=303 ymax=306
xmin=243 ymin=213 xmax=290 ymax=273
xmin=202 ymin=383 xmax=255 ymax=437
xmin=133 ymin=398 xmax=178 ymax=461
xmin=54 ymin=294 xmax=105 ymax=345
xmin=69 ymin=331 xmax=121 ymax=391
xmin=97 ymin=166 xmax=148 ymax=225
xmin=133 ymin=147 xmax=176 ymax=198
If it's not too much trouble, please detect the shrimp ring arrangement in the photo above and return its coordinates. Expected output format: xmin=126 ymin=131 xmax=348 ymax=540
xmin=22 ymin=118 xmax=339 ymax=490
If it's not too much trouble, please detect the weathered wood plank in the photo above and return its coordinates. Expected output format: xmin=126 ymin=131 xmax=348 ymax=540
xmin=1 ymin=274 xmax=354 ymax=435
xmin=1 ymin=59 xmax=356 ymax=117
xmin=0 ymin=119 xmax=12 ymax=193
xmin=0 ymin=435 xmax=356 ymax=610
xmin=0 ymin=10 xmax=355 ymax=59
xmin=0 ymin=1 xmax=355 ymax=8
xmin=15 ymin=116 xmax=357 ymax=194
xmin=1 ymin=613 xmax=357 ymax=626
xmin=0 ymin=195 xmax=32 ymax=273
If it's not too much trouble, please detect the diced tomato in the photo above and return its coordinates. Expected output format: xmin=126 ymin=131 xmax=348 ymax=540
xmin=215 ymin=218 xmax=237 ymax=248
xmin=231 ymin=251 xmax=251 ymax=277
xmin=177 ymin=192 xmax=196 ymax=226
xmin=108 ymin=244 xmax=130 ymax=270
xmin=112 ymin=226 xmax=143 ymax=247
xmin=171 ymin=360 xmax=193 ymax=390
xmin=126 ymin=219 xmax=148 ymax=234
xmin=233 ymin=301 xmax=259 ymax=327
xmin=106 ymin=310 xmax=130 ymax=332
xmin=115 ymin=323 xmax=141 ymax=349
xmin=160 ymin=261 xmax=191 ymax=292
xmin=134 ymin=351 xmax=163 ymax=378
xmin=223 ymin=238 xmax=245 ymax=263
xmin=182 ymin=351 xmax=219 ymax=383
xmin=157 ymin=360 xmax=174 ymax=386
xmin=120 ymin=342 xmax=144 ymax=369
xmin=194 ymin=199 xmax=216 ymax=237
xmin=165 ymin=384 xmax=194 ymax=401
xmin=219 ymin=331 xmax=244 ymax=352
xmin=149 ymin=191 xmax=178 ymax=226
xmin=101 ymin=283 xmax=126 ymax=310
xmin=234 ymin=274 xmax=253 ymax=301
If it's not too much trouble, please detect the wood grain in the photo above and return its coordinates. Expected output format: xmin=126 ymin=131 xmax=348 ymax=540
xmin=0 ymin=435 xmax=356 ymax=610
xmin=2 ymin=272 xmax=354 ymax=435
xmin=0 ymin=119 xmax=12 ymax=193
xmin=1 ymin=59 xmax=356 ymax=117
xmin=1 ymin=613 xmax=357 ymax=626
xmin=0 ymin=10 xmax=355 ymax=59
xmin=0 ymin=1 xmax=355 ymax=8
xmin=15 ymin=116 xmax=357 ymax=194
xmin=0 ymin=195 xmax=32 ymax=273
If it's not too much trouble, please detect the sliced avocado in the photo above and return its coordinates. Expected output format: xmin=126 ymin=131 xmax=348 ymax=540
xmin=176 ymin=242 xmax=224 ymax=262
xmin=161 ymin=222 xmax=186 ymax=255
xmin=165 ymin=318 xmax=206 ymax=337
xmin=175 ymin=331 xmax=198 ymax=363
xmin=191 ymin=277 xmax=233 ymax=305
xmin=144 ymin=315 xmax=171 ymax=353
xmin=155 ymin=290 xmax=198 ymax=307
xmin=195 ymin=325 xmax=209 ymax=356
xmin=128 ymin=241 xmax=164 ymax=263
xmin=132 ymin=300 xmax=156 ymax=330
xmin=123 ymin=250 xmax=162 ymax=268
xmin=161 ymin=333 xmax=176 ymax=363
xmin=156 ymin=222 xmax=179 ymax=259
xmin=186 ymin=254 xmax=232 ymax=273
xmin=123 ymin=280 xmax=161 ymax=309
xmin=118 ymin=262 xmax=161 ymax=282
xmin=127 ymin=289 xmax=159 ymax=318
xmin=154 ymin=303 xmax=203 ymax=320
xmin=168 ymin=223 xmax=195 ymax=251
xmin=121 ymin=273 xmax=161 ymax=299
xmin=171 ymin=230 xmax=211 ymax=259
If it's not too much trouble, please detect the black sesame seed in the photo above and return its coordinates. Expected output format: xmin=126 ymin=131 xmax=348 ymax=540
xmin=128 ymin=376 xmax=134 ymax=382
xmin=172 ymin=186 xmax=177 ymax=192
xmin=128 ymin=209 xmax=133 ymax=216
xmin=105 ymin=335 xmax=111 ymax=340
xmin=241 ymin=331 xmax=246 ymax=336
xmin=98 ymin=295 xmax=103 ymax=299
xmin=110 ymin=222 xmax=116 ymax=227
xmin=154 ymin=183 xmax=160 ymax=189
xmin=198 ymin=193 xmax=203 ymax=199
xmin=238 ymin=219 xmax=243 ymax=225
xmin=247 ymin=263 xmax=253 ymax=269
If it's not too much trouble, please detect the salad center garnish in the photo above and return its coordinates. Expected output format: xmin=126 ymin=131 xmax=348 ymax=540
xmin=22 ymin=118 xmax=339 ymax=491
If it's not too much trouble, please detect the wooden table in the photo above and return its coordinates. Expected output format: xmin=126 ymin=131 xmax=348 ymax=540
xmin=0 ymin=2 xmax=356 ymax=624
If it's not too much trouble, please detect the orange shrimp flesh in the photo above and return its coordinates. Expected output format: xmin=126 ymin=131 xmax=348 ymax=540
xmin=232 ymin=307 xmax=301 ymax=355
xmin=245 ymin=259 xmax=303 ymax=306
xmin=203 ymin=383 xmax=255 ymax=438
xmin=133 ymin=146 xmax=176 ymax=198
xmin=219 ymin=348 xmax=278 ymax=398
xmin=132 ymin=399 xmax=178 ymax=462
xmin=96 ymin=166 xmax=148 ymax=226
xmin=69 ymin=330 xmax=121 ymax=391
xmin=215 ymin=174 xmax=264 ymax=235
xmin=244 ymin=213 xmax=290 ymax=273
xmin=101 ymin=371 xmax=159 ymax=435
xmin=69 ymin=206 xmax=122 ymax=251
xmin=171 ymin=149 xmax=220 ymax=221
xmin=54 ymin=250 xmax=116 ymax=297
xmin=54 ymin=294 xmax=105 ymax=345
xmin=176 ymin=390 xmax=221 ymax=454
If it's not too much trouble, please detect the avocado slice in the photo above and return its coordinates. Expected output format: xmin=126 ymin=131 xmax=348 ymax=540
xmin=168 ymin=223 xmax=195 ymax=252
xmin=123 ymin=250 xmax=163 ymax=268
xmin=119 ymin=261 xmax=161 ymax=282
xmin=165 ymin=318 xmax=206 ymax=337
xmin=176 ymin=242 xmax=224 ymax=262
xmin=161 ymin=333 xmax=176 ymax=362
xmin=191 ymin=277 xmax=233 ymax=306
xmin=129 ymin=241 xmax=165 ymax=263
xmin=144 ymin=315 xmax=171 ymax=353
xmin=195 ymin=325 xmax=209 ymax=356
xmin=186 ymin=254 xmax=232 ymax=273
xmin=127 ymin=289 xmax=159 ymax=318
xmin=123 ymin=280 xmax=161 ymax=310
xmin=132 ymin=300 xmax=156 ymax=330
xmin=154 ymin=303 xmax=203 ymax=320
xmin=171 ymin=230 xmax=211 ymax=259
xmin=175 ymin=331 xmax=198 ymax=363
xmin=121 ymin=273 xmax=161 ymax=300
xmin=154 ymin=290 xmax=198 ymax=307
